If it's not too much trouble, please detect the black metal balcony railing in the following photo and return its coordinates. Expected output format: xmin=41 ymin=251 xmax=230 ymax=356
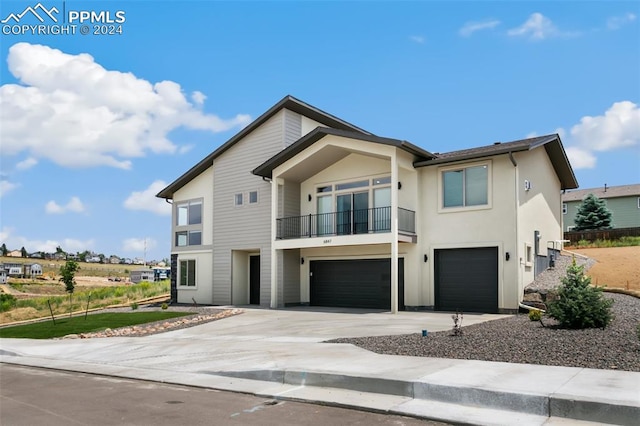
xmin=276 ymin=207 xmax=416 ymax=240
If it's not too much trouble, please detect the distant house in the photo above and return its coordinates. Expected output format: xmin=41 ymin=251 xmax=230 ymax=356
xmin=7 ymin=250 xmax=22 ymax=258
xmin=133 ymin=258 xmax=145 ymax=265
xmin=562 ymin=184 xmax=640 ymax=231
xmin=109 ymin=256 xmax=121 ymax=264
xmin=130 ymin=269 xmax=154 ymax=284
xmin=28 ymin=263 xmax=43 ymax=277
xmin=2 ymin=263 xmax=23 ymax=276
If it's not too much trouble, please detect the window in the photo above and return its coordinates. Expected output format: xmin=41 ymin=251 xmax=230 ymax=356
xmin=176 ymin=201 xmax=202 ymax=226
xmin=249 ymin=191 xmax=258 ymax=204
xmin=235 ymin=193 xmax=243 ymax=206
xmin=524 ymin=243 xmax=533 ymax=267
xmin=562 ymin=203 xmax=568 ymax=214
xmin=637 ymin=197 xmax=640 ymax=209
xmin=442 ymin=164 xmax=489 ymax=208
xmin=179 ymin=259 xmax=196 ymax=287
xmin=175 ymin=231 xmax=202 ymax=247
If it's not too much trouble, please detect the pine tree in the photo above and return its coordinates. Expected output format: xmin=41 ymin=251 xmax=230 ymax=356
xmin=547 ymin=258 xmax=613 ymax=329
xmin=574 ymin=194 xmax=612 ymax=231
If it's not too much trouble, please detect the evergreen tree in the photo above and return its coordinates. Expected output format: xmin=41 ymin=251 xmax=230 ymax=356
xmin=0 ymin=243 xmax=7 ymax=256
xmin=20 ymin=246 xmax=28 ymax=258
xmin=548 ymin=258 xmax=613 ymax=329
xmin=574 ymin=194 xmax=612 ymax=231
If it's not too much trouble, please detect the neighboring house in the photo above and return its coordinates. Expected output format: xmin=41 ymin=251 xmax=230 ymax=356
xmin=7 ymin=250 xmax=22 ymax=258
xmin=562 ymin=184 xmax=640 ymax=231
xmin=109 ymin=256 xmax=121 ymax=264
xmin=130 ymin=270 xmax=155 ymax=284
xmin=28 ymin=263 xmax=43 ymax=277
xmin=157 ymin=95 xmax=577 ymax=314
xmin=2 ymin=263 xmax=24 ymax=276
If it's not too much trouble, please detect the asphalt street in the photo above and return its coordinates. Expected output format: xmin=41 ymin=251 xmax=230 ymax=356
xmin=0 ymin=364 xmax=448 ymax=426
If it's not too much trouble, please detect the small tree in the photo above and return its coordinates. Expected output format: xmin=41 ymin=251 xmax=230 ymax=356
xmin=59 ymin=260 xmax=80 ymax=318
xmin=574 ymin=194 xmax=612 ymax=231
xmin=0 ymin=243 xmax=8 ymax=256
xmin=547 ymin=258 xmax=613 ymax=329
xmin=21 ymin=246 xmax=28 ymax=258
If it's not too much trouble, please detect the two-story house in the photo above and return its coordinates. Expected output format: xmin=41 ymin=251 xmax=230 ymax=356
xmin=157 ymin=96 xmax=578 ymax=313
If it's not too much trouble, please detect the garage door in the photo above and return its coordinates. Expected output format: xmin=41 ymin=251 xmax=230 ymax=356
xmin=435 ymin=247 xmax=498 ymax=313
xmin=310 ymin=259 xmax=404 ymax=310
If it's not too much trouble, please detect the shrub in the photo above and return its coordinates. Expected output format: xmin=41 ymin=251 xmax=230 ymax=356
xmin=547 ymin=258 xmax=613 ymax=329
xmin=130 ymin=302 xmax=139 ymax=310
xmin=0 ymin=293 xmax=17 ymax=312
xmin=528 ymin=309 xmax=542 ymax=321
xmin=161 ymin=303 xmax=168 ymax=310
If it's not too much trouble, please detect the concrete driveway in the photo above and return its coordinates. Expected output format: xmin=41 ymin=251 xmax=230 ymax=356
xmin=162 ymin=306 xmax=508 ymax=342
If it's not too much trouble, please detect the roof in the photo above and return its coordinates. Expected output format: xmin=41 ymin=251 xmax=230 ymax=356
xmin=252 ymin=127 xmax=435 ymax=179
xmin=562 ymin=184 xmax=640 ymax=202
xmin=413 ymin=134 xmax=579 ymax=190
xmin=156 ymin=95 xmax=371 ymax=199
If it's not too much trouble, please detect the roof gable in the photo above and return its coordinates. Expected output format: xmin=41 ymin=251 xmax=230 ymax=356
xmin=252 ymin=127 xmax=435 ymax=179
xmin=413 ymin=134 xmax=578 ymax=190
xmin=157 ymin=95 xmax=370 ymax=199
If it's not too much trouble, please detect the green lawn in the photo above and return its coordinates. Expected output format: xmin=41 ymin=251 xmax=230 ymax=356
xmin=0 ymin=312 xmax=191 ymax=339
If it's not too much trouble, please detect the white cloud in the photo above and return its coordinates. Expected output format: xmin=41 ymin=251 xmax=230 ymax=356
xmin=508 ymin=13 xmax=578 ymax=40
xmin=123 ymin=237 xmax=157 ymax=253
xmin=178 ymin=145 xmax=194 ymax=154
xmin=409 ymin=35 xmax=425 ymax=44
xmin=565 ymin=146 xmax=597 ymax=169
xmin=0 ymin=226 xmax=94 ymax=253
xmin=0 ymin=43 xmax=252 ymax=170
xmin=569 ymin=101 xmax=640 ymax=152
xmin=0 ymin=180 xmax=18 ymax=197
xmin=557 ymin=101 xmax=639 ymax=170
xmin=607 ymin=13 xmax=636 ymax=30
xmin=459 ymin=19 xmax=501 ymax=37
xmin=16 ymin=157 xmax=38 ymax=170
xmin=191 ymin=91 xmax=206 ymax=105
xmin=45 ymin=196 xmax=86 ymax=214
xmin=123 ymin=180 xmax=171 ymax=216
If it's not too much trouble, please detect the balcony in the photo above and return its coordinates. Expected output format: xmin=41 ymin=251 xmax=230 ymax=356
xmin=276 ymin=207 xmax=416 ymax=240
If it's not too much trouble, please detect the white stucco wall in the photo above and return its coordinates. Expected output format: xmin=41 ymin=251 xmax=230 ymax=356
xmin=418 ymin=156 xmax=520 ymax=310
xmin=173 ymin=166 xmax=214 ymax=246
xmin=514 ymin=148 xmax=563 ymax=291
xmin=176 ymin=250 xmax=214 ymax=304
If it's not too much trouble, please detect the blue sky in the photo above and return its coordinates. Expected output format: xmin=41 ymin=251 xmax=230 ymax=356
xmin=1 ymin=1 xmax=638 ymax=261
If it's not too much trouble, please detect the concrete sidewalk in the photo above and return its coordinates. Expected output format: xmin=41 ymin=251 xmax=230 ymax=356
xmin=1 ymin=307 xmax=638 ymax=425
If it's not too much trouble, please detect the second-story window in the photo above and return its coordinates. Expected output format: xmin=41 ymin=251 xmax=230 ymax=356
xmin=177 ymin=200 xmax=202 ymax=226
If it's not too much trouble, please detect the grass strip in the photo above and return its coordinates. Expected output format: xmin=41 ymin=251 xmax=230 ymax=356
xmin=0 ymin=312 xmax=191 ymax=339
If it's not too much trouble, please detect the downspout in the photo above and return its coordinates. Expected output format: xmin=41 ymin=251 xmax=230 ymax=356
xmin=509 ymin=152 xmax=522 ymax=312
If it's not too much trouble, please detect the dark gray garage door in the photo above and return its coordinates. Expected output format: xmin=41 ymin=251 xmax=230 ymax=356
xmin=310 ymin=259 xmax=404 ymax=310
xmin=435 ymin=247 xmax=498 ymax=313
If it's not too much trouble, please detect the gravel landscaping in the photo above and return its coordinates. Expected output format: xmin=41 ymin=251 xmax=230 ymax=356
xmin=328 ymin=254 xmax=640 ymax=372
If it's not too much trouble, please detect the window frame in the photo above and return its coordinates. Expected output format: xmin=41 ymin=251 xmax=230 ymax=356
xmin=176 ymin=200 xmax=202 ymax=226
xmin=174 ymin=198 xmax=204 ymax=249
xmin=249 ymin=191 xmax=258 ymax=204
xmin=438 ymin=161 xmax=492 ymax=213
xmin=178 ymin=259 xmax=196 ymax=287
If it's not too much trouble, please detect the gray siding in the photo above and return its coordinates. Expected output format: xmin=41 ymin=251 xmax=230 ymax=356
xmin=564 ymin=196 xmax=640 ymax=230
xmin=284 ymin=109 xmax=302 ymax=147
xmin=212 ymin=111 xmax=286 ymax=305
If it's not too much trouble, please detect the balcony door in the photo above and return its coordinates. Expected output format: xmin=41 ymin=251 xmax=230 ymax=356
xmin=373 ymin=187 xmax=391 ymax=232
xmin=317 ymin=195 xmax=332 ymax=236
xmin=337 ymin=191 xmax=368 ymax=235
